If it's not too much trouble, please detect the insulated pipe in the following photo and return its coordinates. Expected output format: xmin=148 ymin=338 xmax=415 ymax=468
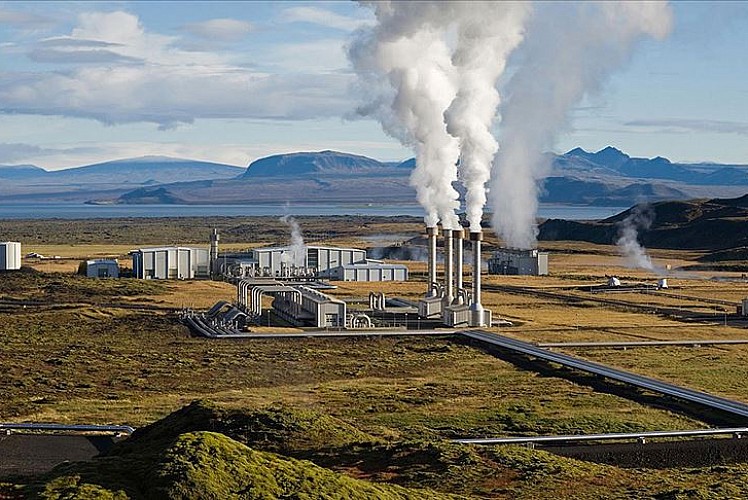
xmin=443 ymin=228 xmax=454 ymax=307
xmin=469 ymin=231 xmax=485 ymax=326
xmin=426 ymin=226 xmax=439 ymax=297
xmin=454 ymin=228 xmax=464 ymax=304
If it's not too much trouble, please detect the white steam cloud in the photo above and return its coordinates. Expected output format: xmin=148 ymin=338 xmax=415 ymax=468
xmin=490 ymin=1 xmax=673 ymax=249
xmin=349 ymin=2 xmax=462 ymax=230
xmin=280 ymin=214 xmax=307 ymax=267
xmin=616 ymin=204 xmax=657 ymax=271
xmin=444 ymin=2 xmax=530 ymax=233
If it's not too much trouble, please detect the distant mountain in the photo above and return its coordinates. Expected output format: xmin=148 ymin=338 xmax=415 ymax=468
xmin=46 ymin=156 xmax=244 ymax=185
xmin=242 ymin=150 xmax=394 ymax=178
xmin=538 ymin=194 xmax=748 ymax=251
xmin=559 ymin=147 xmax=748 ymax=185
xmin=2 ymin=147 xmax=748 ymax=206
xmin=0 ymin=164 xmax=47 ymax=179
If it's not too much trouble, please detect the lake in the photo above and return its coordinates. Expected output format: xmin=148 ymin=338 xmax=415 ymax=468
xmin=0 ymin=203 xmax=627 ymax=221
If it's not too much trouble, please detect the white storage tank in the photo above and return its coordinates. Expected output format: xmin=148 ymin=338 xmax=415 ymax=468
xmin=0 ymin=242 xmax=21 ymax=271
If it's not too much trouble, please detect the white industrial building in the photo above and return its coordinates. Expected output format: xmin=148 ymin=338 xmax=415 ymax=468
xmin=131 ymin=247 xmax=210 ymax=279
xmin=219 ymin=245 xmax=407 ymax=282
xmin=86 ymin=259 xmax=119 ymax=278
xmin=0 ymin=242 xmax=21 ymax=271
xmin=488 ymin=248 xmax=549 ymax=276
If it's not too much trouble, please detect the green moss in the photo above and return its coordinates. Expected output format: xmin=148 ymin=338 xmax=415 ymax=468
xmin=40 ymin=474 xmax=128 ymax=500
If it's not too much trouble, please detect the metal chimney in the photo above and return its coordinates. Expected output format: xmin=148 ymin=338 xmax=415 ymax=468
xmin=454 ymin=228 xmax=464 ymax=304
xmin=442 ymin=228 xmax=454 ymax=307
xmin=426 ymin=226 xmax=439 ymax=297
xmin=469 ymin=231 xmax=485 ymax=326
xmin=209 ymin=228 xmax=220 ymax=279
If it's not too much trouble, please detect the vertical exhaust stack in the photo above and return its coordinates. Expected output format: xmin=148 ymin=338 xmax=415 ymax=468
xmin=426 ymin=226 xmax=439 ymax=297
xmin=209 ymin=228 xmax=220 ymax=279
xmin=453 ymin=228 xmax=464 ymax=304
xmin=469 ymin=231 xmax=486 ymax=326
xmin=442 ymin=228 xmax=454 ymax=308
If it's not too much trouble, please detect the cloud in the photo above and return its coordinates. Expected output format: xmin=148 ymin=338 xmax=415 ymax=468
xmin=625 ymin=118 xmax=748 ymax=136
xmin=28 ymin=48 xmax=142 ymax=64
xmin=0 ymin=8 xmax=53 ymax=28
xmin=0 ymin=142 xmax=95 ymax=164
xmin=183 ymin=18 xmax=252 ymax=42
xmin=0 ymin=11 xmax=355 ymax=127
xmin=280 ymin=6 xmax=372 ymax=31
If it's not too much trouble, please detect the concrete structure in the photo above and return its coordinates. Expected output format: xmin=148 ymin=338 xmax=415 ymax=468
xmin=131 ymin=247 xmax=210 ymax=279
xmin=86 ymin=259 xmax=119 ymax=278
xmin=0 ymin=242 xmax=21 ymax=271
xmin=219 ymin=245 xmax=406 ymax=282
xmin=488 ymin=248 xmax=549 ymax=276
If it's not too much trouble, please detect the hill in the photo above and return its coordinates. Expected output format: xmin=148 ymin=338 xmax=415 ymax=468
xmin=538 ymin=194 xmax=748 ymax=251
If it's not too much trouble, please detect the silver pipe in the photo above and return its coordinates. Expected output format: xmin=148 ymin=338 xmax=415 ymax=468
xmin=454 ymin=228 xmax=464 ymax=303
xmin=426 ymin=226 xmax=439 ymax=297
xmin=443 ymin=228 xmax=454 ymax=307
xmin=469 ymin=231 xmax=485 ymax=326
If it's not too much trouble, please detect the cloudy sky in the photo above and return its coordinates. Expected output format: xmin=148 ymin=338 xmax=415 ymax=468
xmin=1 ymin=1 xmax=747 ymax=170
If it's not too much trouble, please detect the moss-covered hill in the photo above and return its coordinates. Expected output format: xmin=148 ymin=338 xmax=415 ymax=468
xmin=14 ymin=401 xmax=748 ymax=499
xmin=28 ymin=402 xmax=460 ymax=499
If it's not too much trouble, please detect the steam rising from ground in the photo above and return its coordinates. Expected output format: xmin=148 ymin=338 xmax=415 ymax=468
xmin=490 ymin=2 xmax=672 ymax=249
xmin=279 ymin=215 xmax=307 ymax=267
xmin=616 ymin=204 xmax=659 ymax=272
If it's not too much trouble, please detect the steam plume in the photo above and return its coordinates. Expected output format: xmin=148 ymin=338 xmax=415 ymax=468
xmin=444 ymin=2 xmax=530 ymax=232
xmin=616 ymin=204 xmax=656 ymax=271
xmin=348 ymin=1 xmax=461 ymax=229
xmin=489 ymin=2 xmax=673 ymax=249
xmin=280 ymin=214 xmax=307 ymax=267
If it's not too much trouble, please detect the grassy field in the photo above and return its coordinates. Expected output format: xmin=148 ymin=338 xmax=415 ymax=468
xmin=3 ymin=216 xmax=748 ymax=498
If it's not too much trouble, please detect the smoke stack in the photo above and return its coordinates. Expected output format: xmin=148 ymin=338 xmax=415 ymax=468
xmin=442 ymin=228 xmax=454 ymax=307
xmin=454 ymin=228 xmax=464 ymax=304
xmin=426 ymin=226 xmax=439 ymax=297
xmin=210 ymin=228 xmax=220 ymax=279
xmin=469 ymin=231 xmax=485 ymax=326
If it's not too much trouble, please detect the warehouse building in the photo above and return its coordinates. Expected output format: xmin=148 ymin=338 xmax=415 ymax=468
xmin=131 ymin=247 xmax=209 ymax=279
xmin=0 ymin=242 xmax=21 ymax=271
xmin=220 ymin=245 xmax=407 ymax=282
xmin=85 ymin=259 xmax=119 ymax=278
xmin=488 ymin=248 xmax=549 ymax=276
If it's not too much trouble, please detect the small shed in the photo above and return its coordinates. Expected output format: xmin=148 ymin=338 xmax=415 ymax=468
xmin=86 ymin=259 xmax=120 ymax=278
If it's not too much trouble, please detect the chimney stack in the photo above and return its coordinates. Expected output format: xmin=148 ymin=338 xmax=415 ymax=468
xmin=426 ymin=226 xmax=439 ymax=297
xmin=210 ymin=228 xmax=220 ymax=279
xmin=454 ymin=228 xmax=464 ymax=304
xmin=442 ymin=228 xmax=454 ymax=307
xmin=469 ymin=231 xmax=486 ymax=326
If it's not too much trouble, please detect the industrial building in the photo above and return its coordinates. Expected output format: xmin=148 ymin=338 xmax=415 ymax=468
xmin=131 ymin=247 xmax=210 ymax=279
xmin=218 ymin=245 xmax=407 ymax=282
xmin=0 ymin=242 xmax=21 ymax=271
xmin=85 ymin=259 xmax=119 ymax=278
xmin=488 ymin=248 xmax=549 ymax=276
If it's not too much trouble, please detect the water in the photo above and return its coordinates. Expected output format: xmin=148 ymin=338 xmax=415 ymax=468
xmin=0 ymin=203 xmax=626 ymax=221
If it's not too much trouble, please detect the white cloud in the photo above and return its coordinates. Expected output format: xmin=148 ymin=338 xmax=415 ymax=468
xmin=183 ymin=18 xmax=252 ymax=42
xmin=280 ymin=6 xmax=372 ymax=32
xmin=0 ymin=8 xmax=53 ymax=28
xmin=0 ymin=11 xmax=355 ymax=127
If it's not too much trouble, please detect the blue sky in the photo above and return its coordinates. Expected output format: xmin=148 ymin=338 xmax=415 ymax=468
xmin=0 ymin=1 xmax=747 ymax=170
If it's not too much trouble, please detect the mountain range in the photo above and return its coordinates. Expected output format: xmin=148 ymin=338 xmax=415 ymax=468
xmin=1 ymin=147 xmax=747 ymax=206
